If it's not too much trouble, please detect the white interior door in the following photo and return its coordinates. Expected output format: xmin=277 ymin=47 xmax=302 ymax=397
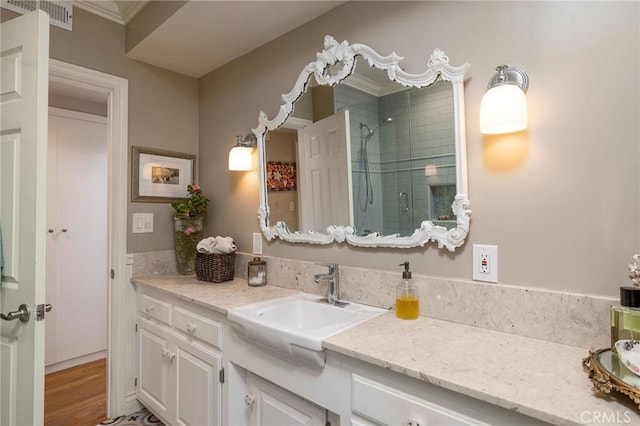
xmin=0 ymin=10 xmax=50 ymax=426
xmin=297 ymin=110 xmax=352 ymax=232
xmin=46 ymin=108 xmax=107 ymax=370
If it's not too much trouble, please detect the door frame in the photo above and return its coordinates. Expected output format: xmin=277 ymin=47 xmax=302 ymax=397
xmin=49 ymin=60 xmax=130 ymax=418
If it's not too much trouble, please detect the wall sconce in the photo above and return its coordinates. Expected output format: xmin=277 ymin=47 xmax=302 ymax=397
xmin=228 ymin=134 xmax=256 ymax=171
xmin=479 ymin=65 xmax=529 ymax=134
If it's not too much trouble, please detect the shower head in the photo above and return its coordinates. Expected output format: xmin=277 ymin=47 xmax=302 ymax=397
xmin=370 ymin=117 xmax=393 ymax=136
xmin=360 ymin=117 xmax=393 ymax=138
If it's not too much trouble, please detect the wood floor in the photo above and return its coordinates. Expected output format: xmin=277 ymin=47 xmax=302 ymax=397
xmin=45 ymin=358 xmax=107 ymax=426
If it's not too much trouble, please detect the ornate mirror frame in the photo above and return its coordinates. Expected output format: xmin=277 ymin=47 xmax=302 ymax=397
xmin=253 ymin=35 xmax=471 ymax=250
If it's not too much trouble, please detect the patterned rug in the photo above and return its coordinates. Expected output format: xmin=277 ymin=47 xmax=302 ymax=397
xmin=97 ymin=407 xmax=163 ymax=426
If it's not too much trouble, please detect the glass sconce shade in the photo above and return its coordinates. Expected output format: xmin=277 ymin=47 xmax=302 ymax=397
xmin=228 ymin=133 xmax=257 ymax=171
xmin=480 ymin=65 xmax=529 ymax=135
xmin=228 ymin=146 xmax=253 ymax=171
xmin=479 ymin=84 xmax=528 ymax=134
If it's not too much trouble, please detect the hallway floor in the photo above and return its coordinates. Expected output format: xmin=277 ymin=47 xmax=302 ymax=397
xmin=45 ymin=358 xmax=107 ymax=426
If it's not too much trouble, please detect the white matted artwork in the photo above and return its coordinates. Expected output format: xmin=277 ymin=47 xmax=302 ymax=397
xmin=132 ymin=146 xmax=196 ymax=202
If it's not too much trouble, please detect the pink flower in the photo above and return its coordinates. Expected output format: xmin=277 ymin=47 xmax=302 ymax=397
xmin=184 ymin=226 xmax=195 ymax=235
xmin=192 ymin=185 xmax=201 ymax=191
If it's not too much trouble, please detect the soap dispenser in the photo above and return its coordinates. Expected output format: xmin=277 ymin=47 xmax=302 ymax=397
xmin=396 ymin=261 xmax=419 ymax=320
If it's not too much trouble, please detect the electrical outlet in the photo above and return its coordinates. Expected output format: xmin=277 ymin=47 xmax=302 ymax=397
xmin=473 ymin=244 xmax=498 ymax=283
xmin=252 ymin=232 xmax=263 ymax=255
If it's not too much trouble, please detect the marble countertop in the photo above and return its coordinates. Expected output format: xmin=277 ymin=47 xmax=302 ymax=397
xmin=133 ymin=275 xmax=639 ymax=426
xmin=132 ymin=275 xmax=297 ymax=314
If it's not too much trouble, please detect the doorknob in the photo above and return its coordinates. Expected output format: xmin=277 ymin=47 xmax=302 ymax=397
xmin=1 ymin=304 xmax=31 ymax=323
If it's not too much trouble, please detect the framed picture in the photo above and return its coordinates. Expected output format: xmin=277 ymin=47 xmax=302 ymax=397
xmin=266 ymin=161 xmax=297 ymax=191
xmin=132 ymin=146 xmax=196 ymax=202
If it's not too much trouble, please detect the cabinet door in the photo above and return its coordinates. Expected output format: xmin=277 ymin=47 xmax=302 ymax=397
xmin=173 ymin=335 xmax=222 ymax=426
xmin=246 ymin=373 xmax=324 ymax=426
xmin=138 ymin=317 xmax=173 ymax=424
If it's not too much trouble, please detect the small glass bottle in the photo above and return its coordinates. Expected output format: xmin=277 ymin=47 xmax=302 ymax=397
xmin=611 ymin=286 xmax=640 ymax=353
xmin=248 ymin=257 xmax=267 ymax=287
xmin=396 ymin=262 xmax=419 ymax=320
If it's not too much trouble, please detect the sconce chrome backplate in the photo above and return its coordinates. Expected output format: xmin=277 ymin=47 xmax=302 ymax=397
xmin=487 ymin=65 xmax=529 ymax=93
xmin=237 ymin=133 xmax=257 ymax=148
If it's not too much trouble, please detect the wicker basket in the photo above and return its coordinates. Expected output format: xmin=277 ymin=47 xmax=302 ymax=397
xmin=195 ymin=252 xmax=235 ymax=283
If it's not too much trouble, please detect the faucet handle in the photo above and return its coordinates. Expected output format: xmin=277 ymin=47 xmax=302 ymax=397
xmin=316 ymin=263 xmax=338 ymax=274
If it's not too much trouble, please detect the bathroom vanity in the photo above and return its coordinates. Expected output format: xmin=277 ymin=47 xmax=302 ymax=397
xmin=133 ymin=275 xmax=637 ymax=426
xmin=136 ymin=288 xmax=224 ymax=425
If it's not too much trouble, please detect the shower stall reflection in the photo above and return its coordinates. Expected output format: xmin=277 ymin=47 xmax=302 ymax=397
xmin=336 ymin=80 xmax=457 ymax=237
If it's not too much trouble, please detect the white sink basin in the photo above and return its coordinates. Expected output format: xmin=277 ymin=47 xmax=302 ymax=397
xmin=227 ymin=293 xmax=386 ymax=367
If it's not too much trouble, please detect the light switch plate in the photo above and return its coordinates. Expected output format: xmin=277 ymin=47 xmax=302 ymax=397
xmin=132 ymin=213 xmax=153 ymax=233
xmin=473 ymin=244 xmax=498 ymax=283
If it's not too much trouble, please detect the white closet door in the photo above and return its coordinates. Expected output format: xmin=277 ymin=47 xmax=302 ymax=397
xmin=47 ymin=108 xmax=107 ymax=366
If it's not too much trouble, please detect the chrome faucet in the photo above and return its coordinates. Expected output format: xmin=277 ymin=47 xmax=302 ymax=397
xmin=314 ymin=263 xmax=347 ymax=306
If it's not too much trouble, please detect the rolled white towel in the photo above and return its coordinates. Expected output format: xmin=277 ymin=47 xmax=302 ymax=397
xmin=196 ymin=237 xmax=216 ymax=253
xmin=211 ymin=236 xmax=236 ymax=254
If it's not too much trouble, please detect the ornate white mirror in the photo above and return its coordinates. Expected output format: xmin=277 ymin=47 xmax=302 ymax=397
xmin=253 ymin=36 xmax=471 ymax=250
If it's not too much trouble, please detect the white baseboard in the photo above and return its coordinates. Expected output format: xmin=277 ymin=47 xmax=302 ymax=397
xmin=45 ymin=350 xmax=107 ymax=374
xmin=124 ymin=393 xmax=143 ymax=416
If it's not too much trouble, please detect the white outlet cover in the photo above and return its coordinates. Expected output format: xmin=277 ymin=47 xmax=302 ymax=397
xmin=252 ymin=232 xmax=263 ymax=255
xmin=472 ymin=244 xmax=498 ymax=283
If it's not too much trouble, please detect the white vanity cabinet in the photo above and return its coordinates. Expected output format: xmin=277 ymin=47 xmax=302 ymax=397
xmin=351 ymin=374 xmax=487 ymax=426
xmin=136 ymin=290 xmax=224 ymax=426
xmin=245 ymin=372 xmax=325 ymax=426
xmin=138 ymin=316 xmax=173 ymax=422
xmin=342 ymin=356 xmax=548 ymax=426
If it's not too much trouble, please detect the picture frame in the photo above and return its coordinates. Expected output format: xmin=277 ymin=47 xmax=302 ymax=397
xmin=132 ymin=146 xmax=196 ymax=202
xmin=266 ymin=161 xmax=297 ymax=191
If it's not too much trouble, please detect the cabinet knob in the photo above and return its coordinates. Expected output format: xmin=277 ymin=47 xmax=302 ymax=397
xmin=61 ymin=228 xmax=68 ymax=233
xmin=407 ymin=420 xmax=422 ymax=426
xmin=144 ymin=304 xmax=155 ymax=314
xmin=186 ymin=323 xmax=197 ymax=334
xmin=161 ymin=347 xmax=175 ymax=361
xmin=48 ymin=228 xmax=54 ymax=233
xmin=244 ymin=394 xmax=255 ymax=407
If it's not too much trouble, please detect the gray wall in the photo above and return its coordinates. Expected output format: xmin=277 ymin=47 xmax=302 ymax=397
xmin=49 ymin=93 xmax=108 ymax=116
xmin=5 ymin=2 xmax=637 ymax=297
xmin=199 ymin=1 xmax=640 ymax=297
xmin=2 ymin=7 xmax=200 ymax=253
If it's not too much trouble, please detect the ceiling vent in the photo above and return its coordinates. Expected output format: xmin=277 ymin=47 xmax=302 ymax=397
xmin=1 ymin=0 xmax=73 ymax=30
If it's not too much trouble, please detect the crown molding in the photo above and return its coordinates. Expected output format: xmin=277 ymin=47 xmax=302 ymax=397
xmin=73 ymin=0 xmax=148 ymax=25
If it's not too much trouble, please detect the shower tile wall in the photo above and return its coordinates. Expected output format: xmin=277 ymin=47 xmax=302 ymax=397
xmin=406 ymin=81 xmax=456 ymax=230
xmin=334 ymin=85 xmax=384 ymax=234
xmin=334 ymin=80 xmax=455 ymax=236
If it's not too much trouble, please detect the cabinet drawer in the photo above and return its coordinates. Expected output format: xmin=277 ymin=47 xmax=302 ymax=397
xmin=173 ymin=306 xmax=222 ymax=349
xmin=139 ymin=294 xmax=172 ymax=326
xmin=352 ymin=374 xmax=486 ymax=426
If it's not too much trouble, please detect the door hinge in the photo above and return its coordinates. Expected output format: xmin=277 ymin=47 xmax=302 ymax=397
xmin=135 ymin=323 xmax=138 ymax=333
xmin=110 ymin=269 xmax=115 ymax=279
xmin=219 ymin=368 xmax=225 ymax=384
xmin=134 ymin=377 xmax=137 ymax=387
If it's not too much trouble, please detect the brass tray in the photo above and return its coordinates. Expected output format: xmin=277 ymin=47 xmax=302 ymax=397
xmin=583 ymin=348 xmax=640 ymax=409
